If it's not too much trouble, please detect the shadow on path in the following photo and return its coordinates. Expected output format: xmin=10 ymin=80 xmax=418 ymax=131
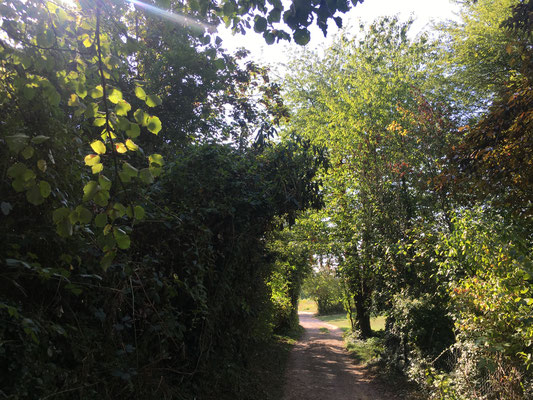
xmin=282 ymin=312 xmax=400 ymax=400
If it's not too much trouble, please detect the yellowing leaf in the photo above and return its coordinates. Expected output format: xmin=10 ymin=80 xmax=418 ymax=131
xmin=90 ymin=140 xmax=106 ymax=155
xmin=91 ymin=163 xmax=104 ymax=174
xmin=68 ymin=93 xmax=79 ymax=107
xmin=125 ymin=139 xmax=138 ymax=151
xmin=82 ymin=36 xmax=92 ymax=48
xmin=108 ymin=88 xmax=122 ymax=104
xmin=90 ymin=86 xmax=103 ymax=98
xmin=101 ymin=130 xmax=116 ymax=141
xmin=93 ymin=117 xmax=106 ymax=127
xmin=37 ymin=159 xmax=47 ymax=172
xmin=84 ymin=154 xmax=101 ymax=166
xmin=115 ymin=142 xmax=127 ymax=153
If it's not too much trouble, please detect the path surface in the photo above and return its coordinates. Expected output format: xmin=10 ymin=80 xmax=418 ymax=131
xmin=282 ymin=312 xmax=400 ymax=400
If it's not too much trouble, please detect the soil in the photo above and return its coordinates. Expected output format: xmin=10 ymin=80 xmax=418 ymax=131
xmin=282 ymin=312 xmax=401 ymax=400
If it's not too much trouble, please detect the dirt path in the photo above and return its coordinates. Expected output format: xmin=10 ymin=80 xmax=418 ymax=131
xmin=282 ymin=312 xmax=400 ymax=400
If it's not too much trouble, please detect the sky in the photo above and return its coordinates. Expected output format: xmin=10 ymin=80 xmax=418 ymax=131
xmin=216 ymin=0 xmax=462 ymax=67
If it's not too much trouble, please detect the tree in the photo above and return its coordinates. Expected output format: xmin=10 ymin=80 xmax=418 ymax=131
xmin=284 ymin=17 xmax=460 ymax=338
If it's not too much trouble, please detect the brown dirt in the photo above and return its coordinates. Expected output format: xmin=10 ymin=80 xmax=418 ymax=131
xmin=282 ymin=312 xmax=401 ymax=400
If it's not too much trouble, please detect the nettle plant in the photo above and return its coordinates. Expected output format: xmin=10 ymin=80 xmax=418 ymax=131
xmin=1 ymin=0 xmax=164 ymax=269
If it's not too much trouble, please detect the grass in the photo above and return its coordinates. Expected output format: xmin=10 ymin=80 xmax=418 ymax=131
xmin=298 ymin=298 xmax=318 ymax=313
xmin=319 ymin=327 xmax=330 ymax=334
xmin=345 ymin=335 xmax=385 ymax=365
xmin=316 ymin=312 xmax=386 ymax=333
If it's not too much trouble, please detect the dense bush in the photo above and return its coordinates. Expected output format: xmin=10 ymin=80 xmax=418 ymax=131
xmin=0 ymin=0 xmax=324 ymax=398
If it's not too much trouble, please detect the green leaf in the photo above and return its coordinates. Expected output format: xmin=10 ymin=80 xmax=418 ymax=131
xmin=268 ymin=8 xmax=281 ymax=23
xmin=145 ymin=94 xmax=162 ymax=107
xmin=134 ymin=205 xmax=145 ymax=220
xmin=98 ymin=175 xmax=112 ymax=191
xmin=85 ymin=103 xmax=98 ymax=118
xmin=95 ymin=213 xmax=108 ymax=228
xmin=26 ymin=184 xmax=44 ymax=205
xmin=146 ymin=116 xmax=162 ymax=134
xmin=134 ymin=109 xmax=147 ymax=126
xmin=149 ymin=153 xmax=164 ymax=167
xmin=139 ymin=168 xmax=154 ymax=184
xmin=68 ymin=93 xmax=80 ymax=107
xmin=263 ymin=31 xmax=275 ymax=45
xmin=56 ymin=218 xmax=73 ymax=237
xmin=134 ymin=86 xmax=146 ymax=100
xmin=7 ymin=163 xmax=27 ymax=179
xmin=122 ymin=162 xmax=138 ymax=178
xmin=21 ymin=146 xmax=34 ymax=159
xmin=22 ymin=169 xmax=36 ymax=182
xmin=6 ymin=134 xmax=29 ymax=153
xmin=12 ymin=179 xmax=26 ymax=192
xmin=100 ymin=250 xmax=116 ymax=271
xmin=22 ymin=85 xmax=36 ymax=100
xmin=94 ymin=190 xmax=109 ymax=207
xmin=76 ymin=82 xmax=87 ymax=99
xmin=115 ymin=100 xmax=131 ymax=116
xmin=112 ymin=202 xmax=127 ymax=218
xmin=75 ymin=205 xmax=92 ymax=224
xmin=31 ymin=135 xmax=50 ymax=144
xmin=53 ymin=207 xmax=70 ymax=223
xmin=126 ymin=123 xmax=141 ymax=138
xmin=254 ymin=16 xmax=267 ymax=33
xmin=113 ymin=228 xmax=131 ymax=249
xmin=119 ymin=172 xmax=131 ymax=183
xmin=83 ymin=180 xmax=99 ymax=202
xmin=293 ymin=29 xmax=311 ymax=46
xmin=150 ymin=166 xmax=162 ymax=177
xmin=39 ymin=180 xmax=51 ymax=198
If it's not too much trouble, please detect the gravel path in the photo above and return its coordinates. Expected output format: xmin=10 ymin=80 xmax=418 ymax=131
xmin=282 ymin=312 xmax=400 ymax=400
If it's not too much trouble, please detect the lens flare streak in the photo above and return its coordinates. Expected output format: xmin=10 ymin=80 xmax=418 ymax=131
xmin=126 ymin=0 xmax=209 ymax=33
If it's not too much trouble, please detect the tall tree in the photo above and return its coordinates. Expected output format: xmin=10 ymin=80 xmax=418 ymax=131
xmin=284 ymin=17 xmax=460 ymax=338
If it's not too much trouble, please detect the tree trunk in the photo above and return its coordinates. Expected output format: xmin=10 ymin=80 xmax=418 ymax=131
xmin=354 ymin=293 xmax=372 ymax=339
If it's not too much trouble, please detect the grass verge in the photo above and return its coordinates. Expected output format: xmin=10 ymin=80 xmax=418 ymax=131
xmin=316 ymin=313 xmax=386 ymax=333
